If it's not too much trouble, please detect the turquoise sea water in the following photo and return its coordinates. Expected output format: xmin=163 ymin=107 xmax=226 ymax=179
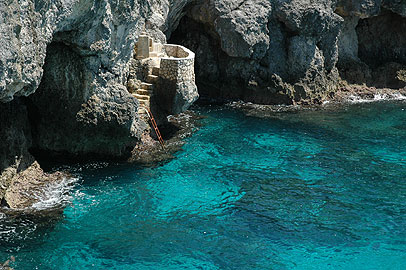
xmin=1 ymin=101 xmax=406 ymax=269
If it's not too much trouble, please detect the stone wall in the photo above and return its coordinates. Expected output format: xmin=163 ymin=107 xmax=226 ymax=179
xmin=155 ymin=44 xmax=198 ymax=115
xmin=160 ymin=44 xmax=196 ymax=83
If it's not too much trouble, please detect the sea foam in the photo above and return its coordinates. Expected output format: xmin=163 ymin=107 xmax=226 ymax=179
xmin=31 ymin=177 xmax=79 ymax=210
xmin=347 ymin=92 xmax=406 ymax=103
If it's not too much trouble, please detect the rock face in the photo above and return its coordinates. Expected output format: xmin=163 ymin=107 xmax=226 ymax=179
xmin=0 ymin=0 xmax=143 ymax=103
xmin=0 ymin=99 xmax=32 ymax=205
xmin=2 ymin=0 xmax=406 ymax=109
xmin=1 ymin=0 xmax=406 ymax=207
xmin=168 ymin=0 xmax=406 ymax=104
xmin=170 ymin=0 xmax=343 ymax=104
xmin=0 ymin=0 xmax=163 ymax=157
xmin=0 ymin=0 xmax=194 ymax=209
xmin=0 ymin=99 xmax=67 ymax=209
xmin=336 ymin=0 xmax=406 ymax=89
xmin=28 ymin=42 xmax=143 ymax=157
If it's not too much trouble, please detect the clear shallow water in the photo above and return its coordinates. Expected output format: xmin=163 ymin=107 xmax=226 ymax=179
xmin=2 ymin=101 xmax=406 ymax=269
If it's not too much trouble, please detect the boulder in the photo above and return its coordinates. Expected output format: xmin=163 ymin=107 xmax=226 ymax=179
xmin=170 ymin=0 xmax=342 ymax=104
xmin=0 ymin=99 xmax=67 ymax=210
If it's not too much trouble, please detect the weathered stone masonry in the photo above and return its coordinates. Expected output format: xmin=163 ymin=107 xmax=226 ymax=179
xmin=128 ymin=34 xmax=199 ymax=117
xmin=157 ymin=44 xmax=198 ymax=115
xmin=160 ymin=45 xmax=196 ymax=84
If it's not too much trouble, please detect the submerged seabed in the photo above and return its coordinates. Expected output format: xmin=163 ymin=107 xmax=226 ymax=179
xmin=1 ymin=101 xmax=406 ymax=269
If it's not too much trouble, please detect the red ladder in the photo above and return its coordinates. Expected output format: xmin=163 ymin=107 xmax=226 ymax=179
xmin=146 ymin=108 xmax=165 ymax=148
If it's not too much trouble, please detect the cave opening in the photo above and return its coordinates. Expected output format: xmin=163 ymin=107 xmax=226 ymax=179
xmin=168 ymin=15 xmax=233 ymax=104
xmin=24 ymin=40 xmax=99 ymax=165
xmin=357 ymin=10 xmax=406 ymax=69
xmin=167 ymin=11 xmax=301 ymax=105
xmin=340 ymin=9 xmax=406 ymax=89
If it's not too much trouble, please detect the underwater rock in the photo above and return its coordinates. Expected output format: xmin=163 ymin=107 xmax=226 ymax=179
xmin=0 ymin=255 xmax=15 ymax=270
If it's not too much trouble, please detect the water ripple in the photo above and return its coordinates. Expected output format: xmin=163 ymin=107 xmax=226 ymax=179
xmin=2 ymin=103 xmax=406 ymax=269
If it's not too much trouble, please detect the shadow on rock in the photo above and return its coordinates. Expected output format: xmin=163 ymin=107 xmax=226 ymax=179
xmin=129 ymin=110 xmax=204 ymax=166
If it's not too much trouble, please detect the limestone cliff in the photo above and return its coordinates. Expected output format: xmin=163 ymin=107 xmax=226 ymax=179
xmin=2 ymin=0 xmax=406 ymax=106
xmin=0 ymin=0 xmax=194 ymax=208
xmin=1 ymin=0 xmax=406 ymax=208
xmin=168 ymin=0 xmax=406 ymax=104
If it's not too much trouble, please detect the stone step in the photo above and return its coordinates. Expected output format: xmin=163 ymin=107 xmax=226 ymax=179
xmin=138 ymin=105 xmax=148 ymax=112
xmin=152 ymin=66 xmax=160 ymax=76
xmin=133 ymin=93 xmax=150 ymax=101
xmin=146 ymin=74 xmax=158 ymax=83
xmin=139 ymin=100 xmax=150 ymax=108
xmin=136 ymin=89 xmax=151 ymax=95
xmin=150 ymin=57 xmax=161 ymax=67
xmin=141 ymin=82 xmax=154 ymax=90
xmin=138 ymin=109 xmax=148 ymax=116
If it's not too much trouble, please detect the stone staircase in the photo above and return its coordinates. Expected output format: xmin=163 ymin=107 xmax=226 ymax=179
xmin=131 ymin=34 xmax=165 ymax=114
xmin=133 ymin=66 xmax=160 ymax=115
xmin=131 ymin=66 xmax=165 ymax=148
xmin=128 ymin=33 xmax=178 ymax=148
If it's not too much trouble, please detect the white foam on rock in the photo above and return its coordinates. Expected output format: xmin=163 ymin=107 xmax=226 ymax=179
xmin=347 ymin=92 xmax=406 ymax=103
xmin=31 ymin=177 xmax=79 ymax=210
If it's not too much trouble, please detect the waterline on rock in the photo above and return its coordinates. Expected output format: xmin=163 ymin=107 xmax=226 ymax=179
xmin=31 ymin=177 xmax=79 ymax=211
xmin=347 ymin=92 xmax=406 ymax=103
xmin=1 ymin=102 xmax=406 ymax=269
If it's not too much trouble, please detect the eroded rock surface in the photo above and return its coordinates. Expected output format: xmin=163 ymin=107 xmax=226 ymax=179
xmin=169 ymin=0 xmax=343 ymax=104
xmin=337 ymin=0 xmax=406 ymax=89
xmin=0 ymin=0 xmax=197 ymax=209
xmin=0 ymin=100 xmax=31 ymax=205
xmin=2 ymin=0 xmax=406 ymax=208
xmin=169 ymin=0 xmax=406 ymax=104
xmin=27 ymin=42 xmax=144 ymax=157
xmin=0 ymin=99 xmax=68 ymax=210
xmin=2 ymin=0 xmax=406 ymax=106
xmin=0 ymin=0 xmax=200 ymax=159
xmin=4 ymin=161 xmax=67 ymax=209
xmin=1 ymin=0 xmax=143 ymax=102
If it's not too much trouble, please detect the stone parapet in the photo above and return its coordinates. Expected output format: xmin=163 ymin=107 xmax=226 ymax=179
xmin=155 ymin=44 xmax=198 ymax=115
xmin=160 ymin=44 xmax=196 ymax=83
xmin=136 ymin=35 xmax=150 ymax=59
